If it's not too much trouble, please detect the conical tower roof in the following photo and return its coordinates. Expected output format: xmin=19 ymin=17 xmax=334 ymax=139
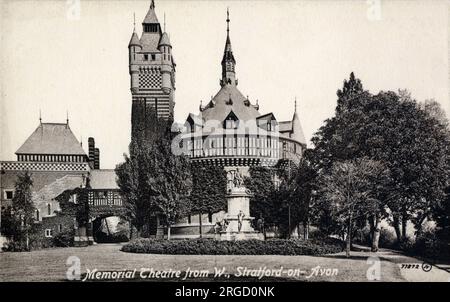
xmin=291 ymin=104 xmax=306 ymax=145
xmin=143 ymin=0 xmax=158 ymax=24
xmin=159 ymin=32 xmax=171 ymax=47
xmin=128 ymin=31 xmax=141 ymax=47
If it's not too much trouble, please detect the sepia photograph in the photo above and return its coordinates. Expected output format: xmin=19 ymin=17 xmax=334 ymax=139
xmin=0 ymin=0 xmax=449 ymax=293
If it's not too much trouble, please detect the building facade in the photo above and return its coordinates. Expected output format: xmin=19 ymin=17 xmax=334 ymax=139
xmin=129 ymin=0 xmax=176 ymax=140
xmin=178 ymin=11 xmax=306 ymax=168
xmin=156 ymin=9 xmax=306 ymax=238
xmin=0 ymin=120 xmax=124 ymax=246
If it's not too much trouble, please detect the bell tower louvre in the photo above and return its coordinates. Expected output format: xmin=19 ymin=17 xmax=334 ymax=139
xmin=129 ymin=0 xmax=176 ymax=140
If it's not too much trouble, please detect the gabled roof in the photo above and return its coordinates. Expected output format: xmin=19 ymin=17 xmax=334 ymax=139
xmin=16 ymin=123 xmax=86 ymax=156
xmin=186 ymin=113 xmax=202 ymax=126
xmin=89 ymin=169 xmax=118 ymax=190
xmin=256 ymin=112 xmax=277 ymax=122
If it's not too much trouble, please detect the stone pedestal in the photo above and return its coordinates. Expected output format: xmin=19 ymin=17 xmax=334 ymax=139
xmin=219 ymin=187 xmax=263 ymax=241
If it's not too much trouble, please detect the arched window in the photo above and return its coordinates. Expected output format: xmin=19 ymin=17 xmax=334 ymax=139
xmin=47 ymin=203 xmax=51 ymax=216
xmin=36 ymin=210 xmax=40 ymax=221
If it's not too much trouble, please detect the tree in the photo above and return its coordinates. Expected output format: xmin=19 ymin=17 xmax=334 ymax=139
xmin=288 ymin=155 xmax=317 ymax=240
xmin=117 ymin=107 xmax=183 ymax=238
xmin=310 ymin=72 xmax=450 ymax=247
xmin=116 ymin=140 xmax=155 ymax=238
xmin=9 ymin=171 xmax=35 ymax=250
xmin=189 ymin=165 xmax=227 ymax=238
xmin=244 ymin=166 xmax=278 ymax=226
xmin=318 ymin=159 xmax=389 ymax=257
xmin=147 ymin=138 xmax=192 ymax=240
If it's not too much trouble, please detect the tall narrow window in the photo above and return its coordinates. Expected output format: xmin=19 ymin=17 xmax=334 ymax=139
xmin=47 ymin=203 xmax=51 ymax=215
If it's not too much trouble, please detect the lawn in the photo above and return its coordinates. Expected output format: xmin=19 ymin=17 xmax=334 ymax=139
xmin=0 ymin=243 xmax=448 ymax=282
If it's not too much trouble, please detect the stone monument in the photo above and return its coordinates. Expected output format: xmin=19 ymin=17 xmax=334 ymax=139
xmin=218 ymin=169 xmax=263 ymax=241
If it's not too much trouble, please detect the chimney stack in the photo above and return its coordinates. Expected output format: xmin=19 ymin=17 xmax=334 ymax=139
xmin=88 ymin=137 xmax=95 ymax=169
xmin=94 ymin=148 xmax=100 ymax=170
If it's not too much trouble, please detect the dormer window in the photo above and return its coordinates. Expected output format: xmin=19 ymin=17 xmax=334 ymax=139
xmin=144 ymin=54 xmax=149 ymax=61
xmin=151 ymin=54 xmax=156 ymax=60
xmin=224 ymin=111 xmax=239 ymax=129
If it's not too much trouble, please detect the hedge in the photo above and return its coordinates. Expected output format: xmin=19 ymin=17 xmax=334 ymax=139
xmin=121 ymin=238 xmax=344 ymax=256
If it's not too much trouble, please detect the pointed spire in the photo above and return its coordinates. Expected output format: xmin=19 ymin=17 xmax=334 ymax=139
xmin=224 ymin=8 xmax=232 ymax=52
xmin=129 ymin=13 xmax=141 ymax=48
xmin=226 ymin=7 xmax=230 ymax=36
xmin=220 ymin=8 xmax=237 ymax=86
xmin=294 ymin=97 xmax=297 ymax=113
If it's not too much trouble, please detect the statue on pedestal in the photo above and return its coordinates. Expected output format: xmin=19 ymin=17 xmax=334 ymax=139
xmin=220 ymin=168 xmax=264 ymax=240
xmin=233 ymin=169 xmax=244 ymax=188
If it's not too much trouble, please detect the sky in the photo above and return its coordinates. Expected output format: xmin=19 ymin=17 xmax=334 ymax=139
xmin=1 ymin=0 xmax=449 ymax=168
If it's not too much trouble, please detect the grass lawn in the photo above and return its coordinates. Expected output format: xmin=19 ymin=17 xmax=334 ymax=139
xmin=0 ymin=243 xmax=448 ymax=282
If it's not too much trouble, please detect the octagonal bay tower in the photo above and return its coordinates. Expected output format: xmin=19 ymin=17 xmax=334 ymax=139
xmin=164 ymin=10 xmax=306 ymax=239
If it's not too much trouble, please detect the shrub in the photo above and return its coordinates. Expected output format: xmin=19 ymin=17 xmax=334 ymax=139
xmin=121 ymin=237 xmax=344 ymax=256
xmin=53 ymin=230 xmax=75 ymax=247
xmin=378 ymin=228 xmax=397 ymax=249
xmin=405 ymin=229 xmax=450 ymax=260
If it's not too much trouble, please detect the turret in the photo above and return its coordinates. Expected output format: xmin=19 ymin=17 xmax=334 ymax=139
xmin=291 ymin=100 xmax=306 ymax=145
xmin=128 ymin=31 xmax=142 ymax=64
xmin=128 ymin=29 xmax=142 ymax=93
xmin=159 ymin=32 xmax=173 ymax=94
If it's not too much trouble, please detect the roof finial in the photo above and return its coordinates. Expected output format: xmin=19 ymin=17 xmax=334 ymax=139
xmin=80 ymin=135 xmax=83 ymax=147
xmin=150 ymin=0 xmax=155 ymax=10
xmin=133 ymin=12 xmax=136 ymax=32
xmin=164 ymin=12 xmax=166 ymax=32
xmin=39 ymin=109 xmax=42 ymax=124
xmin=226 ymin=7 xmax=230 ymax=36
xmin=66 ymin=110 xmax=69 ymax=128
xmin=295 ymin=96 xmax=297 ymax=113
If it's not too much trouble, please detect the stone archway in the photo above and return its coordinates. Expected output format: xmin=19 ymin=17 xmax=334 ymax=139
xmin=91 ymin=215 xmax=130 ymax=243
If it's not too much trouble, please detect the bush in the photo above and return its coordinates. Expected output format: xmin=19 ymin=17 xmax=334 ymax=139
xmin=53 ymin=230 xmax=75 ymax=247
xmin=121 ymin=237 xmax=344 ymax=255
xmin=378 ymin=228 xmax=397 ymax=249
xmin=404 ymin=229 xmax=450 ymax=260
